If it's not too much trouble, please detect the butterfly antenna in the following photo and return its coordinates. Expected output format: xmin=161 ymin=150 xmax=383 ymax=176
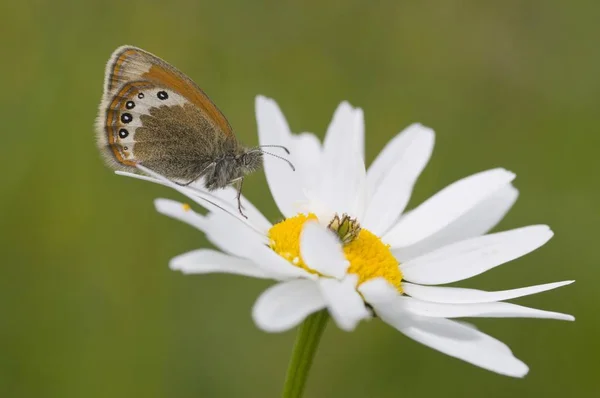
xmin=251 ymin=150 xmax=295 ymax=171
xmin=254 ymin=145 xmax=291 ymax=155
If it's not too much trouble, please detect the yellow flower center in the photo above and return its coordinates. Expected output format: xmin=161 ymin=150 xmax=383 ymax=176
xmin=268 ymin=213 xmax=402 ymax=290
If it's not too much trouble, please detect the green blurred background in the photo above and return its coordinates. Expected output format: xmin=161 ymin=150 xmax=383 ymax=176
xmin=1 ymin=1 xmax=598 ymax=397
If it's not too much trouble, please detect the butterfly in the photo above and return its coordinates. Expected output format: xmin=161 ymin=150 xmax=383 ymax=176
xmin=95 ymin=45 xmax=293 ymax=216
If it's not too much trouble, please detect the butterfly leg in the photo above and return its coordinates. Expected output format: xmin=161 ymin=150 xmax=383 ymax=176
xmin=176 ymin=178 xmax=199 ymax=187
xmin=175 ymin=163 xmax=217 ymax=187
xmin=235 ymin=178 xmax=247 ymax=219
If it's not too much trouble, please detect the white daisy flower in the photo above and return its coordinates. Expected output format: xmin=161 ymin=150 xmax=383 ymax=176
xmin=119 ymin=96 xmax=574 ymax=378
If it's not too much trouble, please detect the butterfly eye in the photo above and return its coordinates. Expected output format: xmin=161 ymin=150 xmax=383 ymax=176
xmin=125 ymin=101 xmax=135 ymax=109
xmin=118 ymin=128 xmax=129 ymax=138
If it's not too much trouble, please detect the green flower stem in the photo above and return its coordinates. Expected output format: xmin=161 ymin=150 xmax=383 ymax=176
xmin=281 ymin=310 xmax=330 ymax=398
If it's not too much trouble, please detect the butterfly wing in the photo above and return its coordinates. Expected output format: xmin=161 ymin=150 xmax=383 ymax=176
xmin=96 ymin=46 xmax=236 ymax=179
xmin=102 ymin=46 xmax=234 ymax=136
xmin=97 ymin=79 xmax=238 ymax=181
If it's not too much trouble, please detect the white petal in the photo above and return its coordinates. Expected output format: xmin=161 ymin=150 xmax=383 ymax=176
xmin=384 ymin=168 xmax=516 ymax=248
xmin=401 ymin=225 xmax=553 ymax=285
xmin=393 ymin=185 xmax=519 ymax=261
xmin=256 ymin=96 xmax=306 ymax=218
xmin=378 ymin=311 xmax=529 ymax=377
xmin=402 ymin=280 xmax=575 ymax=304
xmin=358 ymin=277 xmax=401 ymax=304
xmin=154 ymin=200 xmax=309 ymax=280
xmin=396 ymin=296 xmax=574 ymax=321
xmin=120 ymin=171 xmax=272 ymax=234
xmin=290 ymin=132 xmax=323 ymax=193
xmin=300 ymin=221 xmax=349 ymax=279
xmin=363 ymin=124 xmax=435 ymax=235
xmin=323 ymin=102 xmax=365 ymax=159
xmin=319 ymin=275 xmax=370 ymax=331
xmin=252 ymin=280 xmax=326 ymax=332
xmin=170 ymin=249 xmax=273 ymax=279
xmin=154 ymin=198 xmax=208 ymax=231
xmin=155 ymin=198 xmax=262 ymax=259
xmin=155 ymin=176 xmax=273 ymax=234
xmin=256 ymin=243 xmax=319 ymax=280
xmin=209 ymin=187 xmax=272 ymax=233
xmin=318 ymin=102 xmax=367 ymax=218
xmin=130 ymin=166 xmax=265 ymax=237
xmin=199 ymin=209 xmax=269 ymax=256
xmin=297 ymin=193 xmax=336 ymax=224
xmin=205 ymin=211 xmax=313 ymax=280
xmin=366 ymin=123 xmax=430 ymax=195
xmin=360 ymin=281 xmax=528 ymax=377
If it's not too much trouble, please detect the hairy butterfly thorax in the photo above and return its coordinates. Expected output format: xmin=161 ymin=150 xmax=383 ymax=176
xmin=95 ymin=46 xmax=293 ymax=216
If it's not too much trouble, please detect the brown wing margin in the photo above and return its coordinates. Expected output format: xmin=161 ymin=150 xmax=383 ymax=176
xmin=104 ymin=46 xmax=235 ymax=138
xmin=105 ymin=47 xmax=139 ymax=93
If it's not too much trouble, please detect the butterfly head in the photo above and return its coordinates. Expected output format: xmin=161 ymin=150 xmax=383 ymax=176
xmin=237 ymin=145 xmax=296 ymax=178
xmin=207 ymin=145 xmax=294 ymax=190
xmin=238 ymin=149 xmax=264 ymax=175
